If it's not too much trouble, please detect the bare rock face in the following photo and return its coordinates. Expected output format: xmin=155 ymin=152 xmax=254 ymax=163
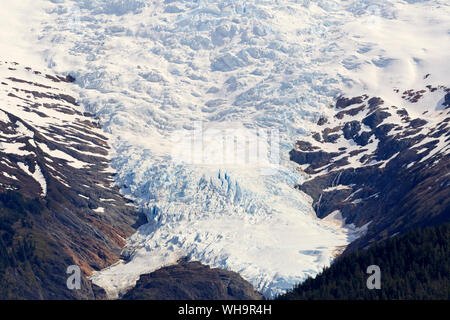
xmin=122 ymin=260 xmax=264 ymax=300
xmin=0 ymin=62 xmax=138 ymax=299
xmin=290 ymin=85 xmax=450 ymax=252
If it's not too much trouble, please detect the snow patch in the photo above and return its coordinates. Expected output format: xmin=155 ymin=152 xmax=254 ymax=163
xmin=17 ymin=162 xmax=47 ymax=196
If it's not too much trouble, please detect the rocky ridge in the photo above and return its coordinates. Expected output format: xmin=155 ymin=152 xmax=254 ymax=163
xmin=0 ymin=61 xmax=138 ymax=298
xmin=122 ymin=259 xmax=264 ymax=300
xmin=290 ymin=83 xmax=450 ymax=251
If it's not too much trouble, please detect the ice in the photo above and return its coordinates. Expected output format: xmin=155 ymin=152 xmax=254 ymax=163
xmin=2 ymin=0 xmax=449 ymax=298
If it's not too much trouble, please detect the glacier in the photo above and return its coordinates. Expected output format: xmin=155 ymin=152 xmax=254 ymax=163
xmin=4 ymin=0 xmax=449 ymax=298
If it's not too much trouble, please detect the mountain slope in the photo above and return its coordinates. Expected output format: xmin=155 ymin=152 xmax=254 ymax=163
xmin=122 ymin=259 xmax=264 ymax=300
xmin=279 ymin=223 xmax=450 ymax=300
xmin=289 ymin=86 xmax=450 ymax=251
xmin=0 ymin=62 xmax=138 ymax=299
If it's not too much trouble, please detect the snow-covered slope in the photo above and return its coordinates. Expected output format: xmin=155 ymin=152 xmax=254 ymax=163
xmin=290 ymin=87 xmax=450 ymax=252
xmin=292 ymin=87 xmax=450 ymax=177
xmin=0 ymin=61 xmax=103 ymax=197
xmin=0 ymin=61 xmax=138 ymax=291
xmin=3 ymin=0 xmax=449 ymax=298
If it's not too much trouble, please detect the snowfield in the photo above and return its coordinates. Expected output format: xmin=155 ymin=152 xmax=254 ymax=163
xmin=2 ymin=0 xmax=449 ymax=298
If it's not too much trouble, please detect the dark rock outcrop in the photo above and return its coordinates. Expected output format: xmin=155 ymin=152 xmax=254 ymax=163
xmin=122 ymin=260 xmax=264 ymax=300
xmin=290 ymin=86 xmax=450 ymax=252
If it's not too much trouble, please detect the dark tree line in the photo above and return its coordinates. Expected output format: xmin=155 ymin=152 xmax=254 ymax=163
xmin=278 ymin=224 xmax=449 ymax=300
xmin=0 ymin=191 xmax=40 ymax=298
